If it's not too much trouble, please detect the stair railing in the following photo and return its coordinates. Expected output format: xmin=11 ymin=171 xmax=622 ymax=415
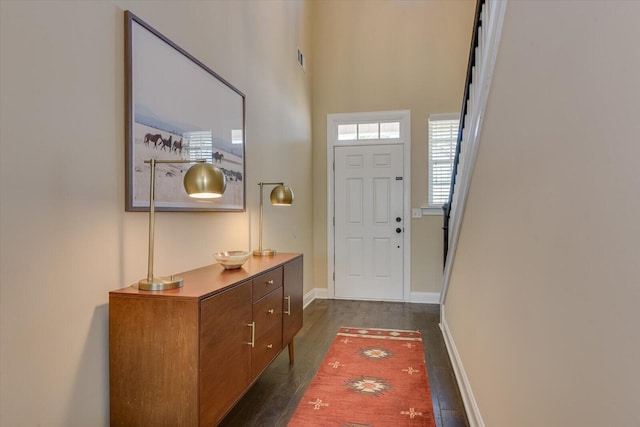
xmin=440 ymin=0 xmax=508 ymax=305
xmin=443 ymin=0 xmax=485 ymax=269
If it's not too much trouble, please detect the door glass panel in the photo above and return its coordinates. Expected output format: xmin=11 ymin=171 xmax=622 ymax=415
xmin=358 ymin=123 xmax=379 ymax=139
xmin=380 ymin=122 xmax=400 ymax=138
xmin=338 ymin=124 xmax=357 ymax=140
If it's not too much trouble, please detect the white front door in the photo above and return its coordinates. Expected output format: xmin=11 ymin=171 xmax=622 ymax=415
xmin=334 ymin=144 xmax=404 ymax=300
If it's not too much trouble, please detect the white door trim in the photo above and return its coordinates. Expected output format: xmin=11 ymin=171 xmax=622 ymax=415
xmin=326 ymin=110 xmax=411 ymax=301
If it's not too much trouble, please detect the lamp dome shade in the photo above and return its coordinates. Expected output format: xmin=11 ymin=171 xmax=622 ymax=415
xmin=270 ymin=184 xmax=294 ymax=205
xmin=183 ymin=163 xmax=226 ymax=198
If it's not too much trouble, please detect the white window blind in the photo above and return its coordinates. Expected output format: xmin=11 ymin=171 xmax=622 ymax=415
xmin=428 ymin=113 xmax=459 ymax=207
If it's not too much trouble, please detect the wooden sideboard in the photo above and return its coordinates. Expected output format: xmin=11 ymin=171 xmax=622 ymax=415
xmin=109 ymin=253 xmax=303 ymax=426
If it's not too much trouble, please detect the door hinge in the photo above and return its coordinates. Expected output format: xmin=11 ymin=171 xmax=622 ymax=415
xmin=333 ymin=272 xmax=335 ymax=281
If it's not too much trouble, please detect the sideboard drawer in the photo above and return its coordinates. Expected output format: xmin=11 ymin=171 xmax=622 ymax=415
xmin=253 ymin=288 xmax=283 ymax=339
xmin=252 ymin=323 xmax=283 ymax=377
xmin=252 ymin=267 xmax=283 ymax=302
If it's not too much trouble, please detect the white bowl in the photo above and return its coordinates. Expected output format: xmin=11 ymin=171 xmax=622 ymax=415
xmin=214 ymin=251 xmax=251 ymax=269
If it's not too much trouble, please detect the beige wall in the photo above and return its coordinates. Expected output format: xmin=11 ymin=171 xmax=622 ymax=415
xmin=444 ymin=1 xmax=640 ymax=425
xmin=0 ymin=1 xmax=312 ymax=424
xmin=310 ymin=0 xmax=475 ymax=295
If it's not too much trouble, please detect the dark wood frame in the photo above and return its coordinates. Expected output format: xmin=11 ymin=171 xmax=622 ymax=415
xmin=125 ymin=10 xmax=246 ymax=212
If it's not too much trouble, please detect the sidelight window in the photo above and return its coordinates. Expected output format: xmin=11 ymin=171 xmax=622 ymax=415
xmin=428 ymin=113 xmax=459 ymax=207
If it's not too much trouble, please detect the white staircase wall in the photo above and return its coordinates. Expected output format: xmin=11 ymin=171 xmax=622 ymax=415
xmin=442 ymin=1 xmax=640 ymax=426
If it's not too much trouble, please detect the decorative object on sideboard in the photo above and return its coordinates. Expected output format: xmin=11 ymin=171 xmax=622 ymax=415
xmin=214 ymin=250 xmax=251 ymax=269
xmin=253 ymin=182 xmax=294 ymax=256
xmin=138 ymin=159 xmax=226 ymax=291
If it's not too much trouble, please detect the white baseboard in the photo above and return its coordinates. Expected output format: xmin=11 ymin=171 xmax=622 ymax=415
xmin=440 ymin=307 xmax=484 ymax=427
xmin=314 ymin=288 xmax=328 ymax=300
xmin=304 ymin=289 xmax=439 ymax=307
xmin=303 ymin=288 xmax=328 ymax=309
xmin=409 ymin=292 xmax=441 ymax=304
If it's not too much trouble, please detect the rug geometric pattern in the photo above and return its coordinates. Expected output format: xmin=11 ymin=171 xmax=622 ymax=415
xmin=288 ymin=327 xmax=435 ymax=426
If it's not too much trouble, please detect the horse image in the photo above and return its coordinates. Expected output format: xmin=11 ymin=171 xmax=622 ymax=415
xmin=221 ymin=168 xmax=242 ymax=182
xmin=212 ymin=151 xmax=224 ymax=163
xmin=160 ymin=135 xmax=172 ymax=151
xmin=173 ymin=138 xmax=184 ymax=154
xmin=144 ymin=133 xmax=162 ymax=147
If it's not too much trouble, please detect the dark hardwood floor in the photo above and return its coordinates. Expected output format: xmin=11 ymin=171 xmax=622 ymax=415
xmin=219 ymin=299 xmax=468 ymax=427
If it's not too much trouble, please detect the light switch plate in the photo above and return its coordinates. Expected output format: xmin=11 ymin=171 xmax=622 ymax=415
xmin=412 ymin=208 xmax=422 ymax=218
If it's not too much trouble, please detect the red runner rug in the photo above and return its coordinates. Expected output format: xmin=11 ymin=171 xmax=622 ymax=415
xmin=289 ymin=327 xmax=435 ymax=426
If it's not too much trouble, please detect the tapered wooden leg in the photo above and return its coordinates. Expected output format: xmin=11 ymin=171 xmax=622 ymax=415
xmin=288 ymin=341 xmax=295 ymax=364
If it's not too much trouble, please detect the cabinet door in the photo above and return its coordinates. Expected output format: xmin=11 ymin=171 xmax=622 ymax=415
xmin=110 ymin=296 xmax=199 ymax=426
xmin=199 ymin=280 xmax=252 ymax=426
xmin=283 ymin=256 xmax=303 ymax=347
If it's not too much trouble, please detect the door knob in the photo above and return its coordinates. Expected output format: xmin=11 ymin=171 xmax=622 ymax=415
xmin=396 ymin=227 xmax=402 ymax=233
xmin=396 ymin=217 xmax=401 ymax=222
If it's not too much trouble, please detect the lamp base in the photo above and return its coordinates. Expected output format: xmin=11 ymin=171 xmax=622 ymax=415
xmin=137 ymin=275 xmax=183 ymax=291
xmin=253 ymin=249 xmax=276 ymax=256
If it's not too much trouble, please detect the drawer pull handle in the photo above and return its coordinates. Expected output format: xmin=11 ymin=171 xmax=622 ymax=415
xmin=285 ymin=296 xmax=291 ymax=315
xmin=247 ymin=322 xmax=255 ymax=348
xmin=266 ymin=279 xmax=274 ymax=285
xmin=267 ymin=344 xmax=273 ymax=349
xmin=267 ymin=309 xmax=275 ymax=314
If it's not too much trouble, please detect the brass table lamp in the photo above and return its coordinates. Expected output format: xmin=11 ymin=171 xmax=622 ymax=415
xmin=138 ymin=159 xmax=226 ymax=291
xmin=253 ymin=182 xmax=294 ymax=256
